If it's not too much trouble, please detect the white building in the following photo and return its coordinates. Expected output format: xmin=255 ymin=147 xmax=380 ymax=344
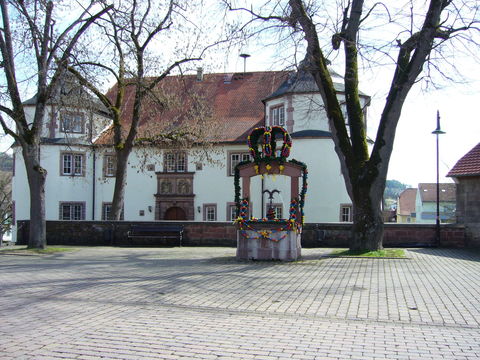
xmin=414 ymin=183 xmax=456 ymax=224
xmin=12 ymin=70 xmax=370 ymax=241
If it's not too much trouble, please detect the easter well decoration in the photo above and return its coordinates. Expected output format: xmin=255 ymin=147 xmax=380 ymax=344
xmin=234 ymin=126 xmax=308 ymax=261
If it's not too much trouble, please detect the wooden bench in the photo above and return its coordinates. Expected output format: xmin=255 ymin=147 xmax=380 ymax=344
xmin=127 ymin=224 xmax=184 ymax=247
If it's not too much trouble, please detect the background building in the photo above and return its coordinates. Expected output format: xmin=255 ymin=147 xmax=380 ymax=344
xmin=448 ymin=142 xmax=480 ymax=247
xmin=12 ymin=70 xmax=371 ymax=241
xmin=396 ymin=188 xmax=417 ymax=223
xmin=414 ymin=183 xmax=456 ymax=224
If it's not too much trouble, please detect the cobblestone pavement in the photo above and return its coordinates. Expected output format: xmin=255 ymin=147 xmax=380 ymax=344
xmin=1 ymin=246 xmax=479 ymax=359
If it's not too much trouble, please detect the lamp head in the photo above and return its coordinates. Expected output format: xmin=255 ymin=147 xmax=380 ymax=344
xmin=432 ymin=110 xmax=446 ymax=135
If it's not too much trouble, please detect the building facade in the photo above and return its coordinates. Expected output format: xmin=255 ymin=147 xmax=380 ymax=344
xmin=396 ymin=188 xmax=417 ymax=223
xmin=12 ymin=70 xmax=370 ymax=241
xmin=414 ymin=183 xmax=456 ymax=224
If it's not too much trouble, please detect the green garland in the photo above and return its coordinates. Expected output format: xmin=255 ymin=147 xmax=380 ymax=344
xmin=234 ymin=159 xmax=251 ymax=217
xmin=289 ymin=159 xmax=308 ymax=223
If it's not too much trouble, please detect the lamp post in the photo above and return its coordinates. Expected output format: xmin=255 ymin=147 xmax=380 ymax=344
xmin=432 ymin=110 xmax=445 ymax=246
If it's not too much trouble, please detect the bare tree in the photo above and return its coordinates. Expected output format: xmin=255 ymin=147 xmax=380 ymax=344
xmin=68 ymin=0 xmax=226 ymax=220
xmin=0 ymin=170 xmax=11 ymax=246
xmin=226 ymin=0 xmax=479 ymax=250
xmin=0 ymin=1 xmax=111 ymax=248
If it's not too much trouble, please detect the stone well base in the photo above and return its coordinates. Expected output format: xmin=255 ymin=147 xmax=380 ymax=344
xmin=236 ymin=226 xmax=301 ymax=261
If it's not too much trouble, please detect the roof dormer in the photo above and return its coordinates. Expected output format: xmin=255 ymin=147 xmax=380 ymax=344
xmin=22 ymin=72 xmax=111 ymax=143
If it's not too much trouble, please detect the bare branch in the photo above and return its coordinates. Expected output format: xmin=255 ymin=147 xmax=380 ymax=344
xmin=223 ymin=1 xmax=287 ymax=22
xmin=143 ymin=58 xmax=200 ymax=93
xmin=51 ymin=4 xmax=113 ymax=71
xmin=71 ymin=61 xmax=121 ymax=83
xmin=359 ymin=2 xmax=391 ymax=25
xmin=66 ymin=66 xmax=114 ymax=117
xmin=0 ymin=113 xmax=18 ymax=141
xmin=140 ymin=0 xmax=175 ymax=50
xmin=13 ymin=1 xmax=41 ymax=61
xmin=0 ymin=104 xmax=14 ymax=118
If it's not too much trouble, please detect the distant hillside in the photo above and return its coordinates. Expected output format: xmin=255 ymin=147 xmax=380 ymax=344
xmin=0 ymin=153 xmax=13 ymax=172
xmin=384 ymin=179 xmax=410 ymax=209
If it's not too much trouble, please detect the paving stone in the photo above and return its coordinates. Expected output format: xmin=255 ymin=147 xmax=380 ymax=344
xmin=0 ymin=247 xmax=479 ymax=359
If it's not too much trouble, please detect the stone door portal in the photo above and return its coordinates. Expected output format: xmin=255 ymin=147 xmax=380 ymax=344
xmin=155 ymin=172 xmax=195 ymax=220
xmin=164 ymin=206 xmax=187 ymax=220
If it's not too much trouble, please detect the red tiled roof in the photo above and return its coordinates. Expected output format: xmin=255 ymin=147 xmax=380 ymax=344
xmin=447 ymin=142 xmax=480 ymax=177
xmin=397 ymin=188 xmax=417 ymax=216
xmin=96 ymin=71 xmax=290 ymax=145
xmin=418 ymin=183 xmax=456 ymax=202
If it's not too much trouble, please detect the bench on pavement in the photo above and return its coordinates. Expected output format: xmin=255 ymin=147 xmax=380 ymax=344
xmin=127 ymin=224 xmax=184 ymax=247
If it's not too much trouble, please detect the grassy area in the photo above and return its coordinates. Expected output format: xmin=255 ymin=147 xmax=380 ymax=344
xmin=0 ymin=246 xmax=77 ymax=254
xmin=331 ymin=248 xmax=406 ymax=258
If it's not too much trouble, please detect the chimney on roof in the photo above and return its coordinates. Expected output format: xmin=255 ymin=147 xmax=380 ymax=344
xmin=196 ymin=67 xmax=203 ymax=82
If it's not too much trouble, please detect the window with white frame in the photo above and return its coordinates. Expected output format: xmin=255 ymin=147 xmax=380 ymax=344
xmin=60 ymin=202 xmax=85 ymax=220
xmin=270 ymin=105 xmax=285 ymax=126
xmin=340 ymin=204 xmax=353 ymax=222
xmin=102 ymin=203 xmax=124 ymax=220
xmin=104 ymin=154 xmax=116 ymax=177
xmin=164 ymin=152 xmax=187 ymax=172
xmin=203 ymin=204 xmax=217 ymax=221
xmin=229 ymin=152 xmax=251 ymax=176
xmin=266 ymin=204 xmax=283 ymax=219
xmin=61 ymin=112 xmax=84 ymax=133
xmin=228 ymin=204 xmax=237 ymax=221
xmin=61 ymin=152 xmax=84 ymax=176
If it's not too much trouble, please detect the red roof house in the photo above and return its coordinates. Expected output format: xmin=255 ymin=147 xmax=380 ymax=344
xmin=447 ymin=142 xmax=480 ymax=246
xmin=447 ymin=142 xmax=480 ymax=177
xmin=397 ymin=188 xmax=417 ymax=223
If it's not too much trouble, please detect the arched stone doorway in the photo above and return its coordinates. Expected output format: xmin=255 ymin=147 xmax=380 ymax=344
xmin=164 ymin=206 xmax=186 ymax=220
xmin=155 ymin=172 xmax=195 ymax=220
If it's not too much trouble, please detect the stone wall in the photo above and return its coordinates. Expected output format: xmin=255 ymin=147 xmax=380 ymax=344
xmin=301 ymin=223 xmax=465 ymax=248
xmin=16 ymin=220 xmax=466 ymax=248
xmin=455 ymin=176 xmax=480 ymax=247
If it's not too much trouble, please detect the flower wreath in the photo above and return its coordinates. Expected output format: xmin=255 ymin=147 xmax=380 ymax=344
xmin=247 ymin=126 xmax=292 ymax=161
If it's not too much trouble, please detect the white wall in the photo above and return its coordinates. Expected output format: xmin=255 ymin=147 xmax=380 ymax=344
xmin=13 ymin=138 xmax=352 ymax=228
xmin=12 ymin=142 xmax=95 ymax=244
xmin=265 ymin=92 xmax=369 ymax=134
xmin=12 ymin=147 xmax=29 ymax=222
xmin=25 ymin=137 xmax=350 ymax=224
xmin=12 ymin=140 xmax=352 ymax=247
xmin=291 ymin=138 xmax=351 ymax=222
xmin=291 ymin=93 xmax=332 ymax=132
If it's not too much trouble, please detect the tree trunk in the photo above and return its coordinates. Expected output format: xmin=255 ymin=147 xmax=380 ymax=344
xmin=350 ymin=184 xmax=384 ymax=251
xmin=23 ymin=144 xmax=47 ymax=249
xmin=111 ymin=148 xmax=131 ymax=220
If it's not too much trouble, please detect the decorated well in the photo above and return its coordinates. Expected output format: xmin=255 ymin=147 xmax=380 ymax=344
xmin=234 ymin=126 xmax=308 ymax=261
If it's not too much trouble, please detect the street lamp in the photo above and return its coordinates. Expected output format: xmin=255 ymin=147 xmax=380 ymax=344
xmin=432 ymin=110 xmax=445 ymax=246
xmin=239 ymin=53 xmax=250 ymax=73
